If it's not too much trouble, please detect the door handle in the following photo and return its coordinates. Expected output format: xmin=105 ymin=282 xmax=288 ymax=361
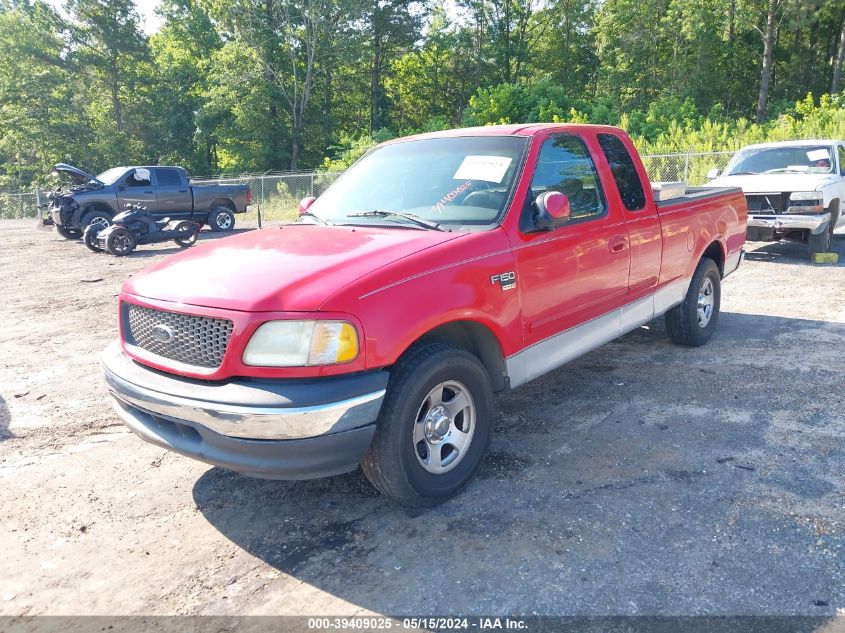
xmin=143 ymin=190 xmax=153 ymax=194
xmin=178 ymin=189 xmax=188 ymax=193
xmin=609 ymin=236 xmax=627 ymax=254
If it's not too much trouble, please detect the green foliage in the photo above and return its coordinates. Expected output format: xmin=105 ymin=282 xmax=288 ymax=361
xmin=2 ymin=0 xmax=845 ymax=197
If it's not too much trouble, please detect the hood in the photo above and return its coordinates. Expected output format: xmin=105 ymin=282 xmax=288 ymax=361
xmin=51 ymin=163 xmax=99 ymax=185
xmin=124 ymin=224 xmax=468 ymax=312
xmin=709 ymin=172 xmax=836 ymax=193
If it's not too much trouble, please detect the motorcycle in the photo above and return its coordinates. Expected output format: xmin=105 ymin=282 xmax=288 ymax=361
xmin=84 ymin=204 xmax=199 ymax=256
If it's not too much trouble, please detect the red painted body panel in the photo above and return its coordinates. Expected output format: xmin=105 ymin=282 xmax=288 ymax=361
xmin=117 ymin=124 xmax=747 ymax=381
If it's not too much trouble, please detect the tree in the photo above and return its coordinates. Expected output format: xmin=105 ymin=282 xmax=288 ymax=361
xmin=359 ymin=0 xmax=424 ymax=132
xmin=67 ymin=0 xmax=149 ymax=134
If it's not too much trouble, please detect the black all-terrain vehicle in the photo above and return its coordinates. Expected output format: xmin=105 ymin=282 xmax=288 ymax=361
xmin=84 ymin=205 xmax=199 ymax=256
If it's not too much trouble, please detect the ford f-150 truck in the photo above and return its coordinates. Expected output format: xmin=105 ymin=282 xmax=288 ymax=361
xmin=102 ymin=124 xmax=747 ymax=507
xmin=708 ymin=140 xmax=845 ymax=257
xmin=45 ymin=163 xmax=250 ymax=238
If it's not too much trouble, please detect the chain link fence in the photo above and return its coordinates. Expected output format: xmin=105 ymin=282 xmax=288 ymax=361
xmin=191 ymin=171 xmax=342 ymax=225
xmin=0 ymin=150 xmax=737 ymax=221
xmin=0 ymin=191 xmax=40 ymax=220
xmin=639 ymin=151 xmax=735 ymax=186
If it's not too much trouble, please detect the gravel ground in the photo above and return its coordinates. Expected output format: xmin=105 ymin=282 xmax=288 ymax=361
xmin=1 ymin=219 xmax=844 ymax=617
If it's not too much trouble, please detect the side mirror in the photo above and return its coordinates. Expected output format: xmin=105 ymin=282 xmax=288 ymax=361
xmin=298 ymin=196 xmax=317 ymax=215
xmin=533 ymin=191 xmax=571 ymax=231
xmin=707 ymin=168 xmax=721 ymax=179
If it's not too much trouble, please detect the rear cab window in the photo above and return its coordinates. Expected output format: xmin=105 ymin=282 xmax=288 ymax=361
xmin=155 ymin=168 xmax=183 ymax=187
xmin=597 ymin=133 xmax=647 ymax=211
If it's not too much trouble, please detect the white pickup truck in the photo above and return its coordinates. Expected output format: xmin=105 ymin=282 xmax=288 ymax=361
xmin=708 ymin=140 xmax=845 ymax=257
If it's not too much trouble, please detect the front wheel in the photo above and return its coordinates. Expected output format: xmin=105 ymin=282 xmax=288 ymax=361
xmin=105 ymin=227 xmax=136 ymax=256
xmin=56 ymin=225 xmax=82 ymax=240
xmin=209 ymin=207 xmax=235 ymax=232
xmin=665 ymin=257 xmax=721 ymax=347
xmin=808 ymin=225 xmax=832 ymax=258
xmin=361 ymin=343 xmax=494 ymax=507
xmin=173 ymin=221 xmax=199 ymax=248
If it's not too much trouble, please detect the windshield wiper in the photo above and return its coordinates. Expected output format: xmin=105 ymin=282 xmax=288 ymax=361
xmin=347 ymin=210 xmax=445 ymax=231
xmin=726 ymin=171 xmax=759 ymax=176
xmin=298 ymin=211 xmax=332 ymax=226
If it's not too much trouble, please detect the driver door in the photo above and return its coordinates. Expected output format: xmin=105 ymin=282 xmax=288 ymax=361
xmin=116 ymin=168 xmax=157 ymax=212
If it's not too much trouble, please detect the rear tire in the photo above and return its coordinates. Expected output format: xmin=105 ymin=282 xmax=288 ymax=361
xmin=105 ymin=227 xmax=136 ymax=256
xmin=56 ymin=225 xmax=81 ymax=240
xmin=665 ymin=257 xmax=721 ymax=347
xmin=83 ymin=224 xmax=104 ymax=252
xmin=173 ymin=221 xmax=199 ymax=248
xmin=209 ymin=207 xmax=235 ymax=232
xmin=361 ymin=342 xmax=494 ymax=508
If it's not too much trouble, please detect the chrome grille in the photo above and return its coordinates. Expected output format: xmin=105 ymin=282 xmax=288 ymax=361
xmin=123 ymin=303 xmax=233 ymax=369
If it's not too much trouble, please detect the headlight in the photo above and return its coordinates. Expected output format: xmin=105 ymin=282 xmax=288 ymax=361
xmin=789 ymin=191 xmax=822 ymax=201
xmin=242 ymin=320 xmax=359 ymax=367
xmin=787 ymin=192 xmax=824 ymax=214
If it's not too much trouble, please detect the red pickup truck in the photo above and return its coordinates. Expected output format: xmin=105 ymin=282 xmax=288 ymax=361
xmin=102 ymin=124 xmax=747 ymax=507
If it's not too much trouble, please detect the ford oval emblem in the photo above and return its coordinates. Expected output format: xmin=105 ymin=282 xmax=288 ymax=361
xmin=150 ymin=324 xmax=175 ymax=344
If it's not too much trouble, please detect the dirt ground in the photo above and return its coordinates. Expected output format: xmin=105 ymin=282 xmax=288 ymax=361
xmin=1 ymin=218 xmax=844 ymax=617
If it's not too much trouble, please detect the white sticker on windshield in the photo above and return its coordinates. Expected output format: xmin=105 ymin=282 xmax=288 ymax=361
xmin=454 ymin=155 xmax=513 ymax=183
xmin=807 ymin=149 xmax=830 ymax=161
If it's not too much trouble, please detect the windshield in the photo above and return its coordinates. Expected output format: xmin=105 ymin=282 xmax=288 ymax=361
xmin=723 ymin=146 xmax=835 ymax=175
xmin=308 ymin=136 xmax=528 ymax=228
xmin=96 ymin=167 xmax=127 ymax=185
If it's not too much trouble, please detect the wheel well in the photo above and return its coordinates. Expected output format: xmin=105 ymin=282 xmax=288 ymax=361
xmin=829 ymin=198 xmax=840 ymax=225
xmin=415 ymin=321 xmax=508 ymax=392
xmin=702 ymin=241 xmax=725 ymax=277
xmin=78 ymin=203 xmax=114 ymax=224
xmin=210 ymin=199 xmax=236 ymax=212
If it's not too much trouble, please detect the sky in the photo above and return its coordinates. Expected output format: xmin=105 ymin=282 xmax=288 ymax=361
xmin=47 ymin=0 xmax=163 ymax=35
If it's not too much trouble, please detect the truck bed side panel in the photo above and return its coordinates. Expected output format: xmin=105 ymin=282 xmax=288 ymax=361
xmin=655 ymin=187 xmax=746 ymax=284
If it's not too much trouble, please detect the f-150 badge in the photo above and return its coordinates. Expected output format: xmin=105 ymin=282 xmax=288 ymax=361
xmin=490 ymin=271 xmax=516 ymax=291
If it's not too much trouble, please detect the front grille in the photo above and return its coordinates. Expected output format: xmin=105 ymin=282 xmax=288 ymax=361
xmin=745 ymin=192 xmax=788 ymax=214
xmin=123 ymin=303 xmax=233 ymax=369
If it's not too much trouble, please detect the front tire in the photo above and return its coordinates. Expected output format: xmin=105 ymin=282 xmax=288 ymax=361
xmin=105 ymin=227 xmax=136 ymax=256
xmin=56 ymin=225 xmax=82 ymax=240
xmin=665 ymin=257 xmax=721 ymax=347
xmin=808 ymin=225 xmax=832 ymax=258
xmin=80 ymin=208 xmax=112 ymax=234
xmin=361 ymin=343 xmax=494 ymax=508
xmin=209 ymin=207 xmax=235 ymax=232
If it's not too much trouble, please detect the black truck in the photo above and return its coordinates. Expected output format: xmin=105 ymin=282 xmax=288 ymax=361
xmin=45 ymin=164 xmax=251 ymax=238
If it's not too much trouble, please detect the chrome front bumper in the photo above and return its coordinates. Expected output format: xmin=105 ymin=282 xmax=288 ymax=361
xmin=102 ymin=341 xmax=388 ymax=478
xmin=748 ymin=212 xmax=831 ymax=235
xmin=102 ymin=341 xmax=386 ymax=441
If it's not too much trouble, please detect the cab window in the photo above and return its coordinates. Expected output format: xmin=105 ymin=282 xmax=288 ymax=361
xmin=529 ymin=134 xmax=606 ymax=225
xmin=838 ymin=146 xmax=845 ymax=176
xmin=598 ymin=133 xmax=647 ymax=210
xmin=125 ymin=168 xmax=151 ymax=187
xmin=155 ymin=168 xmax=182 ymax=187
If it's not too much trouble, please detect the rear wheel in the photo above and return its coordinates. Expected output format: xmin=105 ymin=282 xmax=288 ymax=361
xmin=173 ymin=221 xmax=199 ymax=248
xmin=56 ymin=225 xmax=81 ymax=240
xmin=105 ymin=227 xmax=136 ymax=256
xmin=209 ymin=207 xmax=235 ymax=232
xmin=361 ymin=342 xmax=494 ymax=507
xmin=665 ymin=257 xmax=721 ymax=347
xmin=83 ymin=223 xmax=104 ymax=252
